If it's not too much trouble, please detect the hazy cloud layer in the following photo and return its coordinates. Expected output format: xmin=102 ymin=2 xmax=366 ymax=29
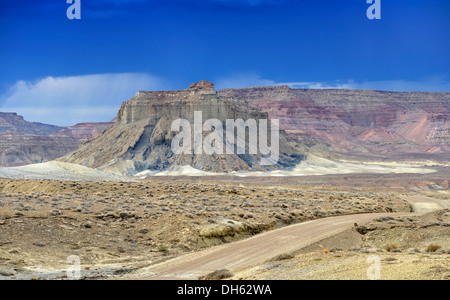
xmin=214 ymin=73 xmax=278 ymax=89
xmin=215 ymin=73 xmax=450 ymax=92
xmin=0 ymin=73 xmax=166 ymax=126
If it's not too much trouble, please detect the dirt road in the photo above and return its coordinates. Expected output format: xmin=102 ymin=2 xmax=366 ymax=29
xmin=401 ymin=195 xmax=449 ymax=212
xmin=134 ymin=212 xmax=414 ymax=280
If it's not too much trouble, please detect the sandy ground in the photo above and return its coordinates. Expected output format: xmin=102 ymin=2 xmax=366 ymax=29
xmin=132 ymin=212 xmax=417 ymax=279
xmin=229 ymin=210 xmax=450 ymax=280
xmin=0 ymin=161 xmax=134 ymax=182
xmin=0 ymin=169 xmax=448 ymax=280
xmin=0 ymin=157 xmax=436 ymax=181
xmin=135 ymin=156 xmax=437 ymax=178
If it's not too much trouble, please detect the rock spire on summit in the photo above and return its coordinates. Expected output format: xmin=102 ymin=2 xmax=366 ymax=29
xmin=188 ymin=80 xmax=215 ymax=90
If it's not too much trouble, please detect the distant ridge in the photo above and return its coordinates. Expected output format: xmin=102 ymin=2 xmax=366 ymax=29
xmin=0 ymin=113 xmax=115 ymax=167
xmin=3 ymin=82 xmax=449 ymax=169
xmin=0 ymin=112 xmax=63 ymax=136
xmin=218 ymin=86 xmax=450 ymax=162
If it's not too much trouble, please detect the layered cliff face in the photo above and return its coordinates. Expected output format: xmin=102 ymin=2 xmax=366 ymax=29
xmin=51 ymin=122 xmax=115 ymax=141
xmin=0 ymin=112 xmax=63 ymax=135
xmin=4 ymin=83 xmax=447 ymax=170
xmin=60 ymin=81 xmax=303 ymax=174
xmin=218 ymin=87 xmax=450 ymax=161
xmin=0 ymin=113 xmax=115 ymax=167
xmin=0 ymin=113 xmax=75 ymax=167
xmin=0 ymin=131 xmax=80 ymax=167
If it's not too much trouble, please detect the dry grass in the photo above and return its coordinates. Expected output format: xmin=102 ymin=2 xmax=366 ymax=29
xmin=158 ymin=245 xmax=169 ymax=252
xmin=384 ymin=243 xmax=398 ymax=252
xmin=426 ymin=244 xmax=441 ymax=253
xmin=267 ymin=253 xmax=295 ymax=262
xmin=199 ymin=269 xmax=234 ymax=280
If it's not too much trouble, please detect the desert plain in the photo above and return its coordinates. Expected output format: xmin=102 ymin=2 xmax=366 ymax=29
xmin=0 ymin=168 xmax=448 ymax=280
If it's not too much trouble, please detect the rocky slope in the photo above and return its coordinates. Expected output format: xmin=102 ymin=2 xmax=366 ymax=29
xmin=218 ymin=87 xmax=450 ymax=162
xmin=0 ymin=113 xmax=115 ymax=167
xmin=0 ymin=131 xmax=80 ymax=167
xmin=60 ymin=81 xmax=303 ymax=174
xmin=0 ymin=112 xmax=63 ymax=136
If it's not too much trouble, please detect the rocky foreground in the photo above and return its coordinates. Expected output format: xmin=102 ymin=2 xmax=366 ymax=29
xmin=229 ymin=210 xmax=450 ymax=280
xmin=0 ymin=171 xmax=448 ymax=280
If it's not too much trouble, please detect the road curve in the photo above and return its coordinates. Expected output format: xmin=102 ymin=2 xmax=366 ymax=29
xmin=401 ymin=195 xmax=449 ymax=213
xmin=133 ymin=212 xmax=414 ymax=280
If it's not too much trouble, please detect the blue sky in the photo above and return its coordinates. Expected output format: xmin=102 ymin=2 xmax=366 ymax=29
xmin=0 ymin=0 xmax=449 ymax=125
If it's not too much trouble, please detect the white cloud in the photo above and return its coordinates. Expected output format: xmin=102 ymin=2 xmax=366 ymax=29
xmin=215 ymin=73 xmax=277 ymax=89
xmin=279 ymin=81 xmax=354 ymax=89
xmin=215 ymin=73 xmax=353 ymax=90
xmin=342 ymin=77 xmax=450 ymax=92
xmin=216 ymin=73 xmax=450 ymax=92
xmin=0 ymin=73 xmax=167 ymax=126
